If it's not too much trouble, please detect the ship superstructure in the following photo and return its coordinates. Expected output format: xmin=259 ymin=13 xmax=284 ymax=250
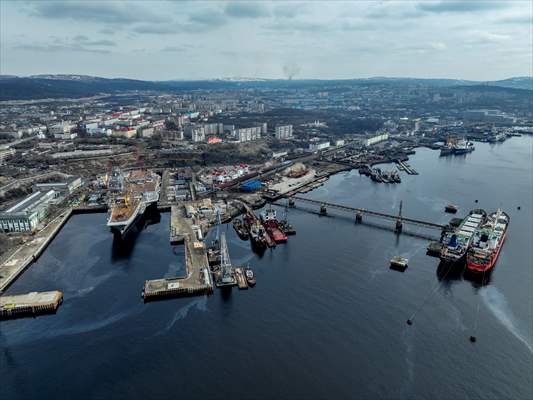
xmin=107 ymin=168 xmax=161 ymax=238
xmin=440 ymin=210 xmax=486 ymax=263
xmin=467 ymin=209 xmax=509 ymax=273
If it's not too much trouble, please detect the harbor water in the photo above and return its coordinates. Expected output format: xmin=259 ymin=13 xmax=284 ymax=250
xmin=1 ymin=136 xmax=532 ymax=399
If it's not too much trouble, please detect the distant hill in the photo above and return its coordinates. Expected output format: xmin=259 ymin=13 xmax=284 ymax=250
xmin=0 ymin=74 xmax=530 ymax=101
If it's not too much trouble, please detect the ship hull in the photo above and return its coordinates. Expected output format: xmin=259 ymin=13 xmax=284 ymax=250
xmin=467 ymin=229 xmax=507 ymax=273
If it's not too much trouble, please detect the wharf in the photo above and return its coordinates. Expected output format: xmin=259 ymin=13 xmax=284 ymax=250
xmin=0 ymin=209 xmax=72 ymax=293
xmin=169 ymin=205 xmax=186 ymax=244
xmin=145 ymin=207 xmax=213 ymax=301
xmin=0 ymin=290 xmax=63 ymax=320
xmin=396 ymin=160 xmax=418 ymax=175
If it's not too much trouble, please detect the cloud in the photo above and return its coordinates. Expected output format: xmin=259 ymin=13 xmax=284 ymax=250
xmin=27 ymin=1 xmax=169 ymax=24
xmin=263 ymin=20 xmax=331 ymax=33
xmin=12 ymin=35 xmax=115 ymax=54
xmin=72 ymin=35 xmax=115 ymax=46
xmin=465 ymin=31 xmax=512 ymax=45
xmin=417 ymin=1 xmax=508 ymax=14
xmin=224 ymin=2 xmax=270 ymax=18
xmin=189 ymin=9 xmax=227 ymax=27
xmin=499 ymin=14 xmax=533 ymax=24
xmin=13 ymin=43 xmax=110 ymax=54
xmin=133 ymin=24 xmax=182 ymax=35
xmin=161 ymin=45 xmax=193 ymax=52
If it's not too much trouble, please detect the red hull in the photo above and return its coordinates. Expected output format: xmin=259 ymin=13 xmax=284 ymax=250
xmin=467 ymin=230 xmax=507 ymax=273
xmin=263 ymin=221 xmax=287 ymax=243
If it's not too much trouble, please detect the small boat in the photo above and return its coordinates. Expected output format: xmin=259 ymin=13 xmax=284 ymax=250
xmin=445 ymin=204 xmax=458 ymax=213
xmin=390 ymin=256 xmax=408 ymax=271
xmin=244 ymin=267 xmax=256 ymax=286
xmin=319 ymin=204 xmax=327 ymax=215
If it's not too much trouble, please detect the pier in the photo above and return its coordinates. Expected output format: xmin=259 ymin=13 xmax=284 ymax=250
xmin=0 ymin=290 xmax=63 ymax=319
xmin=144 ymin=206 xmax=213 ymax=301
xmin=285 ymin=196 xmax=445 ymax=231
xmin=396 ymin=160 xmax=418 ymax=175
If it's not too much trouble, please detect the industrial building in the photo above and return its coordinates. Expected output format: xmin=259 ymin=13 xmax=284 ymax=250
xmin=33 ymin=176 xmax=82 ymax=194
xmin=0 ymin=190 xmax=57 ymax=232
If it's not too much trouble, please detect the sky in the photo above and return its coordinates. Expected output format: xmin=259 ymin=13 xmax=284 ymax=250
xmin=1 ymin=0 xmax=532 ymax=81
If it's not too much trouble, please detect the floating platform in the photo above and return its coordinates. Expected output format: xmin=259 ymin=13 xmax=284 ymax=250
xmin=390 ymin=256 xmax=408 ymax=272
xmin=0 ymin=290 xmax=63 ymax=320
xmin=427 ymin=241 xmax=444 ymax=257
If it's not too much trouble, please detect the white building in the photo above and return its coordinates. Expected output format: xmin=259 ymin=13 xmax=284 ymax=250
xmin=275 ymin=125 xmax=293 ymax=140
xmin=236 ymin=126 xmax=262 ymax=142
xmin=363 ymin=133 xmax=389 ymax=147
xmin=308 ymin=142 xmax=330 ymax=152
xmin=0 ymin=190 xmax=57 ymax=232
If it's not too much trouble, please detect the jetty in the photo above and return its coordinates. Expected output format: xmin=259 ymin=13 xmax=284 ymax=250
xmin=0 ymin=290 xmax=63 ymax=319
xmin=144 ymin=206 xmax=213 ymax=300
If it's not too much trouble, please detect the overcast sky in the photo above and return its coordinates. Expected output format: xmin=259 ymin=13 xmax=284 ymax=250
xmin=1 ymin=1 xmax=531 ymax=80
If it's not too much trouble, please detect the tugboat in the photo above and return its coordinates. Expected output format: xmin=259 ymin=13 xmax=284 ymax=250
xmin=244 ymin=266 xmax=256 ymax=286
xmin=466 ymin=209 xmax=509 ymax=273
xmin=232 ymin=218 xmax=249 ymax=240
xmin=279 ymin=204 xmax=296 ymax=235
xmin=445 ymin=204 xmax=458 ymax=213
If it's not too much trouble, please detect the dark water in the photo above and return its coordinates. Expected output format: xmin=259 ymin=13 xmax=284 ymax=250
xmin=1 ymin=137 xmax=532 ymax=400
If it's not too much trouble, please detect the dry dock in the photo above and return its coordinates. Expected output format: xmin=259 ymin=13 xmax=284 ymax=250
xmin=0 ymin=290 xmax=63 ymax=319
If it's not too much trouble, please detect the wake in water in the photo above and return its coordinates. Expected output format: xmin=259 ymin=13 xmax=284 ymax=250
xmin=481 ymin=286 xmax=533 ymax=354
xmin=155 ymin=296 xmax=208 ymax=336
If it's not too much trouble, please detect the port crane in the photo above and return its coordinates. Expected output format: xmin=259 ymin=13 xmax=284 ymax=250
xmin=213 ymin=207 xmax=235 ymax=286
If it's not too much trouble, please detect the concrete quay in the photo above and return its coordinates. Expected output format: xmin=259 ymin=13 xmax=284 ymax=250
xmin=145 ymin=206 xmax=213 ymax=301
xmin=0 ymin=209 xmax=73 ymax=293
xmin=0 ymin=290 xmax=63 ymax=319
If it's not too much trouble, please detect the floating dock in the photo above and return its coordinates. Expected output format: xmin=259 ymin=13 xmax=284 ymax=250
xmin=0 ymin=290 xmax=63 ymax=320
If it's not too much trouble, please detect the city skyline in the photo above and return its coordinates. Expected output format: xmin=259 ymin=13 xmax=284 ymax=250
xmin=1 ymin=0 xmax=532 ymax=81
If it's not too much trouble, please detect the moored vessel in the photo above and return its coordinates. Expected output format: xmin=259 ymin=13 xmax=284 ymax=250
xmin=440 ymin=209 xmax=486 ymax=263
xmin=244 ymin=267 xmax=256 ymax=286
xmin=232 ymin=218 xmax=249 ymax=240
xmin=260 ymin=206 xmax=288 ymax=243
xmin=466 ymin=209 xmax=509 ymax=273
xmin=107 ymin=168 xmax=161 ymax=238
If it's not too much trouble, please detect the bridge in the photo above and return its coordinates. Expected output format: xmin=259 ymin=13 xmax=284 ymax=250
xmin=285 ymin=196 xmax=446 ymax=231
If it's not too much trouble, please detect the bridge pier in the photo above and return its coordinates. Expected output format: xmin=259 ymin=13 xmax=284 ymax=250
xmin=288 ymin=198 xmax=295 ymax=208
xmin=395 ymin=219 xmax=403 ymax=233
xmin=319 ymin=204 xmax=327 ymax=216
